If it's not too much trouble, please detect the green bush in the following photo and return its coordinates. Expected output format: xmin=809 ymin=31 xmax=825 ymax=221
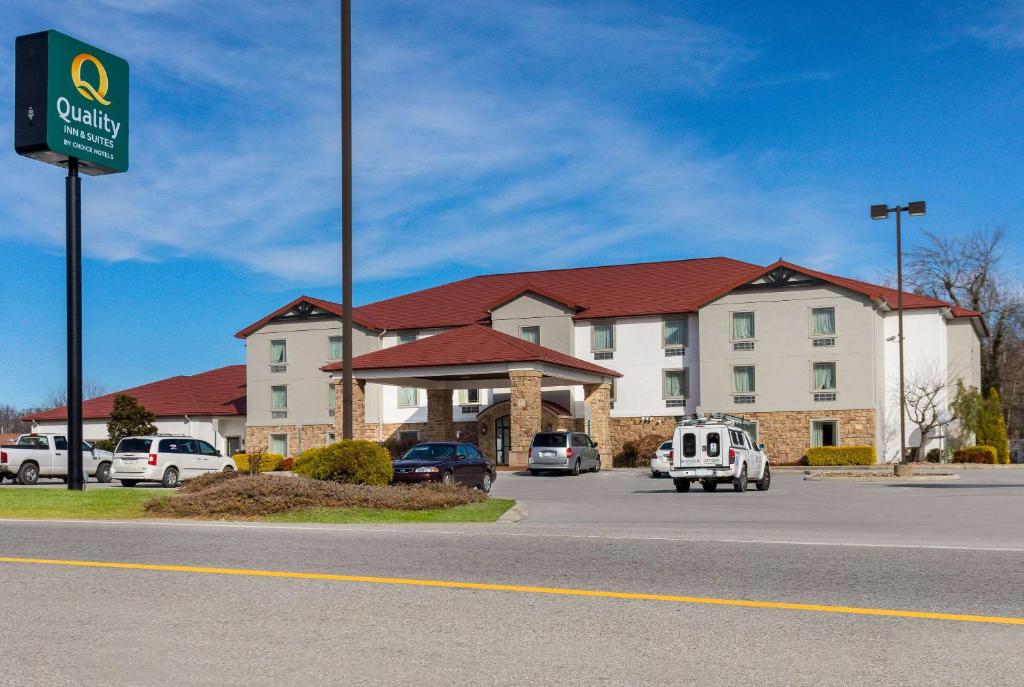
xmin=952 ymin=445 xmax=998 ymax=464
xmin=293 ymin=440 xmax=393 ymax=486
xmin=806 ymin=445 xmax=876 ymax=466
xmin=91 ymin=439 xmax=116 ymax=452
xmin=925 ymin=448 xmax=942 ymax=464
xmin=232 ymin=453 xmax=284 ymax=473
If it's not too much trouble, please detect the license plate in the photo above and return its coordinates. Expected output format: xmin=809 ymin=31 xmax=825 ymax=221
xmin=121 ymin=459 xmax=136 ymax=463
xmin=540 ymin=451 xmax=554 ymax=457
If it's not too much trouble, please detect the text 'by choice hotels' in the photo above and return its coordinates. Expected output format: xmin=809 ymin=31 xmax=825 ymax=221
xmin=56 ymin=98 xmax=121 ymax=150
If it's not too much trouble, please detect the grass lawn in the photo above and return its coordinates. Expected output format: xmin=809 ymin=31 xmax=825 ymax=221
xmin=0 ymin=488 xmax=515 ymax=524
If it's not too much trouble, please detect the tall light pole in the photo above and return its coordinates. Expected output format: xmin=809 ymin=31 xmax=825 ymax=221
xmin=871 ymin=200 xmax=926 ymax=476
xmin=341 ymin=0 xmax=354 ymax=439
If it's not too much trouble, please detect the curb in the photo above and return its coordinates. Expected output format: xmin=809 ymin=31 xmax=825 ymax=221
xmin=498 ymin=501 xmax=528 ymax=523
xmin=804 ymin=472 xmax=960 ymax=482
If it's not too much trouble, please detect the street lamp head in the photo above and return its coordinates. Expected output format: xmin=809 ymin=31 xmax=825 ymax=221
xmin=870 ymin=204 xmax=890 ymax=220
xmin=907 ymin=200 xmax=926 ymax=217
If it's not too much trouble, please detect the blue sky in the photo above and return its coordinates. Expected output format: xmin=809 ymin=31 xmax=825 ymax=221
xmin=1 ymin=0 xmax=1022 ymax=408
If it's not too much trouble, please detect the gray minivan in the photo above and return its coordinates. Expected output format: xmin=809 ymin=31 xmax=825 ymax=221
xmin=528 ymin=432 xmax=601 ymax=475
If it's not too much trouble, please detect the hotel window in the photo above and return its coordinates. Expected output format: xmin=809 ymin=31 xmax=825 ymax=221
xmin=328 ymin=336 xmax=343 ymax=360
xmin=457 ymin=389 xmax=480 ymax=404
xmin=398 ymin=332 xmax=417 ymax=345
xmin=326 ymin=432 xmax=336 ymax=445
xmin=811 ymin=420 xmax=838 ymax=447
xmin=399 ymin=430 xmax=419 ymax=443
xmin=520 ymin=326 xmax=540 ymax=345
xmin=663 ymin=318 xmax=687 ymax=347
xmin=271 ymin=386 xmax=288 ymax=418
xmin=812 ymin=362 xmax=837 ymax=391
xmin=270 ymin=340 xmax=287 ymax=364
xmin=328 ymin=383 xmax=336 ymax=416
xmin=592 ymin=323 xmax=615 ymax=359
xmin=732 ymin=365 xmax=756 ymax=394
xmin=732 ymin=312 xmax=755 ymax=340
xmin=663 ymin=369 xmax=689 ymax=401
xmin=269 ymin=434 xmax=288 ymax=457
xmin=398 ymin=387 xmax=419 ymax=407
xmin=811 ymin=307 xmax=836 ymax=337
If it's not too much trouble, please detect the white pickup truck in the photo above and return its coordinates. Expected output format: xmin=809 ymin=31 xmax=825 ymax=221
xmin=669 ymin=416 xmax=770 ymax=493
xmin=0 ymin=433 xmax=113 ymax=485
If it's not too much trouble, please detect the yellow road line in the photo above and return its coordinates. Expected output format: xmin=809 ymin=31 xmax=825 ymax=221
xmin=0 ymin=556 xmax=1020 ymax=626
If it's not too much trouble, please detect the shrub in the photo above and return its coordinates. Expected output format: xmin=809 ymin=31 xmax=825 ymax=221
xmin=383 ymin=435 xmax=420 ymax=458
xmin=976 ymin=389 xmax=1010 ymax=464
xmin=952 ymin=445 xmax=998 ymax=464
xmin=614 ymin=434 xmax=667 ymax=468
xmin=91 ymin=439 xmax=116 ymax=452
xmin=293 ymin=440 xmax=393 ymax=486
xmin=276 ymin=457 xmax=295 ymax=471
xmin=231 ymin=453 xmax=284 ymax=473
xmin=806 ymin=445 xmax=876 ymax=466
xmin=144 ymin=474 xmax=485 ymax=518
xmin=925 ymin=448 xmax=942 ymax=463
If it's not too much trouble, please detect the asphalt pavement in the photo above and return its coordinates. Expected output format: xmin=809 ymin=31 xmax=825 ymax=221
xmin=1 ymin=470 xmax=1022 ymax=686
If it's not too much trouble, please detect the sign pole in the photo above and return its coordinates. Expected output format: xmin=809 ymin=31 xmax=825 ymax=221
xmin=66 ymin=157 xmax=84 ymax=490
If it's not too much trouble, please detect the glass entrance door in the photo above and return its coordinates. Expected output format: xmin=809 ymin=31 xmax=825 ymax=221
xmin=494 ymin=415 xmax=511 ymax=465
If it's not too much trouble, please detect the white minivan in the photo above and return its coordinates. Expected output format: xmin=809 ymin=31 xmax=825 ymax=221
xmin=112 ymin=436 xmax=236 ymax=488
xmin=668 ymin=416 xmax=770 ymax=493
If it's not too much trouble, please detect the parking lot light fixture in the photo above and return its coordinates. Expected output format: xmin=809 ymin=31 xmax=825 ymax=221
xmin=870 ymin=201 xmax=927 ymax=476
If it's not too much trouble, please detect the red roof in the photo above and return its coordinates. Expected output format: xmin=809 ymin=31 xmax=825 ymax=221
xmin=22 ymin=365 xmax=246 ymax=422
xmin=322 ymin=324 xmax=621 ymax=377
xmin=234 ymin=295 xmax=379 ymax=339
xmin=484 ymin=285 xmax=585 ymax=313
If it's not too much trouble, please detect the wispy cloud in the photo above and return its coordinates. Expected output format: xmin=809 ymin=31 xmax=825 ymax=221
xmin=0 ymin=0 xmax=865 ymax=287
xmin=964 ymin=2 xmax=1024 ymax=49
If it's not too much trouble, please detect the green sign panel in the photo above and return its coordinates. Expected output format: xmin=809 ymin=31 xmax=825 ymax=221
xmin=15 ymin=30 xmax=129 ymax=175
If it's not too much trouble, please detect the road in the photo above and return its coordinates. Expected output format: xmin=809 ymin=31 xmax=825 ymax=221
xmin=1 ymin=471 xmax=1022 ymax=686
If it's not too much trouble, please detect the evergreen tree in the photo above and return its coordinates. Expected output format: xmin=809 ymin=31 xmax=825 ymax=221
xmin=976 ymin=388 xmax=1010 ymax=464
xmin=106 ymin=395 xmax=157 ymax=446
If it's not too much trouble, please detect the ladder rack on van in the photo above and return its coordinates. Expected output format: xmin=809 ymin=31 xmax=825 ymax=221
xmin=675 ymin=413 xmax=749 ymax=427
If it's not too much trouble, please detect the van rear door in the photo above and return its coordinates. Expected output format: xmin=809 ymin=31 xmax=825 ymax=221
xmin=700 ymin=428 xmax=724 ymax=467
xmin=675 ymin=429 xmax=700 ymax=468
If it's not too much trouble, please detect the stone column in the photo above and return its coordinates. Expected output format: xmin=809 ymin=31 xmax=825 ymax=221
xmin=509 ymin=370 xmax=543 ymax=468
xmin=583 ymin=382 xmax=612 ymax=470
xmin=426 ymin=388 xmax=455 ymax=441
xmin=333 ymin=377 xmax=366 ymax=440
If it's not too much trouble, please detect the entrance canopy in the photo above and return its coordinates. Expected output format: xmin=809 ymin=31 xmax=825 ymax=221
xmin=322 ymin=324 xmax=620 ymax=388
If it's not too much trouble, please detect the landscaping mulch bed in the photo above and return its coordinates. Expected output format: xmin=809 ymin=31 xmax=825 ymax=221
xmin=145 ymin=472 xmax=488 ymax=518
xmin=804 ymin=471 xmax=959 ymax=482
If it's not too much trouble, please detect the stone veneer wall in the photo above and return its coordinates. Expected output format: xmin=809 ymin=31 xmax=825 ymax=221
xmin=583 ymin=383 xmax=612 ymax=470
xmin=245 ymin=424 xmax=336 ymax=457
xmin=738 ymin=409 xmax=876 ymax=464
xmin=508 ymin=370 xmax=543 ymax=467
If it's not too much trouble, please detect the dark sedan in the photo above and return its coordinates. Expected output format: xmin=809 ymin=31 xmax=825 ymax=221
xmin=391 ymin=442 xmax=496 ymax=492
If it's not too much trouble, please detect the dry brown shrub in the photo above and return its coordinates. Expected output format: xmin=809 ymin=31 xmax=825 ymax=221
xmin=145 ymin=474 xmax=487 ymax=518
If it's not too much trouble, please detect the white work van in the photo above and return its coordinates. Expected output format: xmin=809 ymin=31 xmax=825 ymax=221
xmin=669 ymin=415 xmax=770 ymax=493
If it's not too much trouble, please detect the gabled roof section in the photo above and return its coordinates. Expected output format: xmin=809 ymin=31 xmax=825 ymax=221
xmin=484 ymin=284 xmax=585 ymax=313
xmin=700 ymin=259 xmax=984 ymax=320
xmin=322 ymin=324 xmax=621 ymax=377
xmin=22 ymin=365 xmax=247 ymax=422
xmin=234 ymin=295 xmax=378 ymax=338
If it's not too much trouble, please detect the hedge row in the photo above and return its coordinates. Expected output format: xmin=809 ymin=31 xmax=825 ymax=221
xmin=231 ymin=453 xmax=285 ymax=473
xmin=952 ymin=445 xmax=998 ymax=464
xmin=806 ymin=445 xmax=876 ymax=466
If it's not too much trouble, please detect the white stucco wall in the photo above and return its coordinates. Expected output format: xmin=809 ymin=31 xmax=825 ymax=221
xmin=32 ymin=415 xmax=246 ymax=455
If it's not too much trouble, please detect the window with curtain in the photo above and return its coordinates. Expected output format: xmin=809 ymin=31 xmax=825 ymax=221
xmin=328 ymin=336 xmax=342 ymax=360
xmin=398 ymin=332 xmax=417 ymax=344
xmin=811 ymin=307 xmax=836 ymax=336
xmin=732 ymin=312 xmax=755 ymax=340
xmin=663 ymin=319 xmax=687 ymax=347
xmin=399 ymin=387 xmax=418 ymax=407
xmin=270 ymin=340 xmax=287 ymax=364
xmin=733 ymin=366 xmax=756 ymax=393
xmin=812 ymin=362 xmax=837 ymax=390
xmin=271 ymin=386 xmax=288 ymax=410
xmin=457 ymin=389 xmax=480 ymax=404
xmin=327 ymin=383 xmax=336 ymax=413
xmin=269 ymin=434 xmax=288 ymax=456
xmin=811 ymin=421 xmax=837 ymax=447
xmin=520 ymin=326 xmax=540 ymax=345
xmin=592 ymin=324 xmax=614 ymax=351
xmin=663 ymin=369 xmax=688 ymax=399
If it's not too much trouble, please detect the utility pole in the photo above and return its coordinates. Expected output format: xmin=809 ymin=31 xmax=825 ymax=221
xmin=341 ymin=0 xmax=354 ymax=439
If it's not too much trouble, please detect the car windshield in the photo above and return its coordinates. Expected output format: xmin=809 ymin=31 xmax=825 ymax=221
xmin=532 ymin=433 xmax=568 ymax=448
xmin=401 ymin=444 xmax=456 ymax=460
xmin=116 ymin=438 xmax=153 ymax=453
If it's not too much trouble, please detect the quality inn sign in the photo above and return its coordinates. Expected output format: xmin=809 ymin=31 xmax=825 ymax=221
xmin=15 ymin=30 xmax=129 ymax=175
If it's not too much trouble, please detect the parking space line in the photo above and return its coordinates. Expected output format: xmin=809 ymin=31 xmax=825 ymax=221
xmin=0 ymin=555 xmax=1021 ymax=626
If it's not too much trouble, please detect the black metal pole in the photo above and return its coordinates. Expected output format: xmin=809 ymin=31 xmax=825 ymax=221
xmin=895 ymin=207 xmax=908 ymax=474
xmin=341 ymin=0 xmax=354 ymax=439
xmin=66 ymin=158 xmax=84 ymax=490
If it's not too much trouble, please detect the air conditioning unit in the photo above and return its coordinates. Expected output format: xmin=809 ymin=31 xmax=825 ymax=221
xmin=733 ymin=395 xmax=756 ymax=404
xmin=733 ymin=341 xmax=754 ymax=351
xmin=813 ymin=392 xmax=837 ymax=402
xmin=664 ymin=347 xmax=684 ymax=356
xmin=813 ymin=338 xmax=836 ymax=347
xmin=594 ymin=351 xmax=613 ymax=360
xmin=270 ymin=364 xmax=287 ymax=373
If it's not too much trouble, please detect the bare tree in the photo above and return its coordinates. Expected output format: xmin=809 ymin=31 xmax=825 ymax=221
xmin=901 ymin=364 xmax=957 ymax=461
xmin=0 ymin=404 xmax=30 ymax=435
xmin=42 ymin=382 xmax=108 ymax=410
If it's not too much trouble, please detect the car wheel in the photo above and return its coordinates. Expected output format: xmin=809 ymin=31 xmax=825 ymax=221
xmin=571 ymin=459 xmax=581 ymax=476
xmin=120 ymin=480 xmax=138 ymax=487
xmin=96 ymin=462 xmax=112 ymax=483
xmin=651 ymin=470 xmax=659 ymax=479
xmin=17 ymin=462 xmax=39 ymax=486
xmin=480 ymin=472 xmax=492 ymax=493
xmin=701 ymin=480 xmax=718 ymax=492
xmin=756 ymin=464 xmax=771 ymax=491
xmin=223 ymin=465 xmax=234 ymax=473
xmin=594 ymin=456 xmax=601 ymax=472
xmin=441 ymin=471 xmax=454 ymax=485
xmin=161 ymin=467 xmax=180 ymax=489
xmin=733 ymin=465 xmax=748 ymax=493
xmin=530 ymin=469 xmax=540 ymax=476
xmin=673 ymin=478 xmax=690 ymax=493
